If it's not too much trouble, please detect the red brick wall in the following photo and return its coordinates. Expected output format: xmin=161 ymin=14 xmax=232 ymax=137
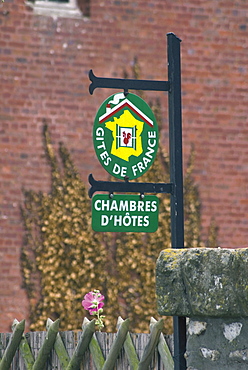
xmin=0 ymin=0 xmax=248 ymax=331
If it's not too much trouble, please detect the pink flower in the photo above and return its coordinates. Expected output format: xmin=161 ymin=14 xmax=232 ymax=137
xmin=82 ymin=290 xmax=105 ymax=315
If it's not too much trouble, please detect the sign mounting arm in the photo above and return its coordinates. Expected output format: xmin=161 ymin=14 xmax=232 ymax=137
xmin=89 ymin=69 xmax=170 ymax=95
xmin=88 ymin=174 xmax=173 ymax=198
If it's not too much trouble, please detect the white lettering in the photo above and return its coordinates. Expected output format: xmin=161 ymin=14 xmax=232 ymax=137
xmin=137 ymin=216 xmax=143 ymax=227
xmin=145 ymin=146 xmax=155 ymax=159
xmin=96 ymin=127 xmax=104 ymax=137
xmin=130 ymin=201 xmax=136 ymax=212
xmin=110 ymin=200 xmax=118 ymax=211
xmin=143 ymin=216 xmax=149 ymax=227
xmin=145 ymin=201 xmax=151 ymax=212
xmin=113 ymin=163 xmax=120 ymax=174
xmin=143 ymin=156 xmax=151 ymax=167
xmin=123 ymin=213 xmax=132 ymax=227
xmin=119 ymin=200 xmax=129 ymax=211
xmin=97 ymin=141 xmax=106 ymax=150
xmin=94 ymin=200 xmax=101 ymax=211
xmin=114 ymin=215 xmax=122 ymax=226
xmin=95 ymin=198 xmax=157 ymax=228
xmin=100 ymin=151 xmax=109 ymax=161
xmin=132 ymin=164 xmax=138 ymax=176
xmin=132 ymin=215 xmax=138 ymax=226
xmin=137 ymin=161 xmax=145 ymax=173
xmin=101 ymin=215 xmax=109 ymax=226
xmin=148 ymin=131 xmax=156 ymax=138
xmin=112 ymin=163 xmax=127 ymax=177
xmin=151 ymin=200 xmax=157 ymax=212
xmin=137 ymin=201 xmax=144 ymax=212
xmin=148 ymin=139 xmax=156 ymax=147
xmin=104 ymin=156 xmax=111 ymax=166
xmin=120 ymin=166 xmax=127 ymax=177
xmin=101 ymin=200 xmax=109 ymax=211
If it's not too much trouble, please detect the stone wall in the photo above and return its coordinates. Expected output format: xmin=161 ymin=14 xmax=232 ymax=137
xmin=186 ymin=317 xmax=248 ymax=370
xmin=156 ymin=248 xmax=248 ymax=369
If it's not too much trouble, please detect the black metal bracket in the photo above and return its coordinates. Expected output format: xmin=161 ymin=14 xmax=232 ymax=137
xmin=88 ymin=173 xmax=173 ymax=198
xmin=89 ymin=69 xmax=170 ymax=95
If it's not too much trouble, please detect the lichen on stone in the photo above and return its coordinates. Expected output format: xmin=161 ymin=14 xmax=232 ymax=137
xmin=156 ymin=248 xmax=248 ymax=317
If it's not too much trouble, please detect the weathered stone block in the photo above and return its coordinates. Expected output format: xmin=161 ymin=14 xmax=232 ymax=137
xmin=186 ymin=317 xmax=248 ymax=370
xmin=156 ymin=248 xmax=248 ymax=317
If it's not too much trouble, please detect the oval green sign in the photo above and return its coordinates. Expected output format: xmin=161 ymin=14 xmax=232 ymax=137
xmin=93 ymin=92 xmax=159 ymax=180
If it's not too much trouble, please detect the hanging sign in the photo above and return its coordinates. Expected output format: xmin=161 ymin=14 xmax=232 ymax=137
xmin=92 ymin=194 xmax=159 ymax=232
xmin=93 ymin=93 xmax=159 ymax=180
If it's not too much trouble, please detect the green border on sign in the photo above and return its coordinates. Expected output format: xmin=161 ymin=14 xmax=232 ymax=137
xmin=93 ymin=93 xmax=159 ymax=180
xmin=92 ymin=194 xmax=159 ymax=233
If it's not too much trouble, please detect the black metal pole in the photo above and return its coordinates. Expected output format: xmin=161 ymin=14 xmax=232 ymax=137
xmin=167 ymin=32 xmax=187 ymax=370
xmin=88 ymin=33 xmax=187 ymax=368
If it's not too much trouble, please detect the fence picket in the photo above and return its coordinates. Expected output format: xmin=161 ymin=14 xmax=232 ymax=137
xmin=0 ymin=319 xmax=25 ymax=370
xmin=83 ymin=318 xmax=105 ymax=370
xmin=150 ymin=318 xmax=174 ymax=370
xmin=12 ymin=319 xmax=34 ymax=370
xmin=102 ymin=318 xmax=130 ymax=370
xmin=67 ymin=318 xmax=95 ymax=370
xmin=46 ymin=318 xmax=70 ymax=370
xmin=138 ymin=318 xmax=164 ymax=370
xmin=32 ymin=319 xmax=60 ymax=370
xmin=116 ymin=317 xmax=139 ymax=370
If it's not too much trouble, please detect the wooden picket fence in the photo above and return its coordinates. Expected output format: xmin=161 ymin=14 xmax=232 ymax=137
xmin=0 ymin=317 xmax=173 ymax=370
